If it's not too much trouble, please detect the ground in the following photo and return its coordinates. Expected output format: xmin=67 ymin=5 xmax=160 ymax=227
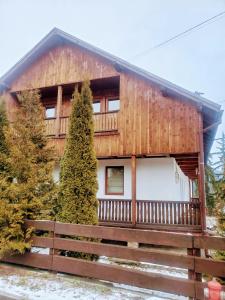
xmin=0 ymin=257 xmax=188 ymax=300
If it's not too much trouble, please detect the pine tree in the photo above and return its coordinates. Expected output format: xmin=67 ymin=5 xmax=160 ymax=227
xmin=213 ymin=133 xmax=225 ymax=282
xmin=0 ymin=90 xmax=56 ymax=258
xmin=205 ymin=155 xmax=216 ymax=215
xmin=57 ymin=81 xmax=98 ymax=260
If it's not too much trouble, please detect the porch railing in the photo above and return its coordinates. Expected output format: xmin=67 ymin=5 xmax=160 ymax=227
xmin=45 ymin=112 xmax=119 ymax=136
xmin=136 ymin=200 xmax=200 ymax=226
xmin=98 ymin=199 xmax=201 ymax=228
xmin=98 ymin=199 xmax=132 ymax=223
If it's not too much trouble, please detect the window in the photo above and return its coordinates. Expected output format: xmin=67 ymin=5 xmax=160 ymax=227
xmin=106 ymin=166 xmax=124 ymax=195
xmin=107 ymin=99 xmax=120 ymax=112
xmin=92 ymin=100 xmax=101 ymax=113
xmin=45 ymin=107 xmax=56 ymax=118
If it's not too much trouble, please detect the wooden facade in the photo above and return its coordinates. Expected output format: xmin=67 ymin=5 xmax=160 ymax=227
xmin=5 ymin=44 xmax=200 ymax=157
xmin=0 ymin=29 xmax=222 ymax=232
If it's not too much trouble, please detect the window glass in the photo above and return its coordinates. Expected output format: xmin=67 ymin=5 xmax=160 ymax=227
xmin=108 ymin=99 xmax=120 ymax=112
xmin=46 ymin=107 xmax=55 ymax=118
xmin=93 ymin=101 xmax=101 ymax=113
xmin=106 ymin=166 xmax=124 ymax=194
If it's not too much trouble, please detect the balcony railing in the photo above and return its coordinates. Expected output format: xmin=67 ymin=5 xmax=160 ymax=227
xmin=98 ymin=199 xmax=201 ymax=230
xmin=45 ymin=112 xmax=119 ymax=136
xmin=45 ymin=118 xmax=56 ymax=136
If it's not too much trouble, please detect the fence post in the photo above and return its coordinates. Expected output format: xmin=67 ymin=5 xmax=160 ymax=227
xmin=49 ymin=221 xmax=56 ymax=272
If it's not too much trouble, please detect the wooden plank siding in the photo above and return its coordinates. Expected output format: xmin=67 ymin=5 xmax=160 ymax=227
xmin=4 ymin=44 xmax=200 ymax=157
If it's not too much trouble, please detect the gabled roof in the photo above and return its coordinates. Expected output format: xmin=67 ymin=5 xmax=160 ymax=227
xmin=0 ymin=28 xmax=223 ymax=157
xmin=0 ymin=28 xmax=221 ymax=112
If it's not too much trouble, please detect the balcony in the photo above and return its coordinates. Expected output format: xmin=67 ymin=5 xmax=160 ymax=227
xmin=45 ymin=111 xmax=119 ymax=136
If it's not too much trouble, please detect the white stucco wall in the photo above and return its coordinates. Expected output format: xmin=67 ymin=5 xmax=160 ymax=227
xmin=97 ymin=157 xmax=190 ymax=201
xmin=53 ymin=163 xmax=60 ymax=183
xmin=53 ymin=157 xmax=190 ymax=201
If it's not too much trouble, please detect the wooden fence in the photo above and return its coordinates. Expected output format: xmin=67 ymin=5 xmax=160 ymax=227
xmin=98 ymin=199 xmax=201 ymax=231
xmin=3 ymin=220 xmax=225 ymax=300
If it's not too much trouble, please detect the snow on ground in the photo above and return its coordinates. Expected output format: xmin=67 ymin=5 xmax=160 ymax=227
xmin=0 ymin=258 xmax=188 ymax=300
xmin=31 ymin=247 xmax=50 ymax=255
xmin=206 ymin=216 xmax=217 ymax=231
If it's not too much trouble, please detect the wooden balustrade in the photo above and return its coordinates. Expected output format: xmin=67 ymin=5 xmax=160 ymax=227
xmin=94 ymin=111 xmax=118 ymax=132
xmin=45 ymin=118 xmax=56 ymax=136
xmin=45 ymin=112 xmax=119 ymax=136
xmin=60 ymin=116 xmax=68 ymax=135
xmin=136 ymin=200 xmax=200 ymax=226
xmin=98 ymin=199 xmax=201 ymax=228
xmin=98 ymin=199 xmax=132 ymax=223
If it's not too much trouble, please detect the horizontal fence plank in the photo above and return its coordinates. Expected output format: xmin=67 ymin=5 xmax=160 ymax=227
xmin=54 ymin=238 xmax=194 ymax=269
xmin=195 ymin=257 xmax=225 ymax=277
xmin=31 ymin=237 xmax=54 ymax=248
xmin=52 ymin=255 xmax=195 ymax=298
xmin=25 ymin=220 xmax=55 ymax=231
xmin=194 ymin=235 xmax=225 ymax=250
xmin=3 ymin=253 xmax=52 ymax=270
xmin=54 ymin=222 xmax=193 ymax=248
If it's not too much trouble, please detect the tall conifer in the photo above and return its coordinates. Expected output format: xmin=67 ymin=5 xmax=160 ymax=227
xmin=57 ymin=81 xmax=98 ymax=259
xmin=0 ymin=90 xmax=56 ymax=257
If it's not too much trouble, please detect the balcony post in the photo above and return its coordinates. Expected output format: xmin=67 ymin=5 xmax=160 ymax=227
xmin=198 ymin=110 xmax=206 ymax=232
xmin=131 ymin=155 xmax=136 ymax=226
xmin=56 ymin=85 xmax=62 ymax=137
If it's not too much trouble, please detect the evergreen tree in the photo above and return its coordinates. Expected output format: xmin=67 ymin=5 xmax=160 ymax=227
xmin=57 ymin=81 xmax=98 ymax=260
xmin=0 ymin=101 xmax=8 ymax=155
xmin=0 ymin=90 xmax=56 ymax=258
xmin=205 ymin=155 xmax=216 ymax=215
xmin=214 ymin=133 xmax=225 ymax=236
xmin=0 ymin=101 xmax=9 ymax=175
xmin=213 ymin=133 xmax=225 ymax=282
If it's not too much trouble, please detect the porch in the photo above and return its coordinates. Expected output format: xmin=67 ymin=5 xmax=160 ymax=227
xmin=95 ymin=156 xmax=203 ymax=233
xmin=98 ymin=198 xmax=201 ymax=232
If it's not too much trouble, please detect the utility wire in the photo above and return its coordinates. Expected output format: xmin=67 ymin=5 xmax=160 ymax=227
xmin=132 ymin=10 xmax=225 ymax=60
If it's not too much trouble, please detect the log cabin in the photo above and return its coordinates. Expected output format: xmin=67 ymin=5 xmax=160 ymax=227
xmin=0 ymin=28 xmax=222 ymax=232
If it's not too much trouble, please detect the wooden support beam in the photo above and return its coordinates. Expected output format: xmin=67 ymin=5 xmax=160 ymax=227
xmin=198 ymin=114 xmax=206 ymax=232
xmin=131 ymin=155 xmax=136 ymax=226
xmin=56 ymin=85 xmax=63 ymax=137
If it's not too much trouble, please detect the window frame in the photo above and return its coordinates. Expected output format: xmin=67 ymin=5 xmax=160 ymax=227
xmin=105 ymin=166 xmax=124 ymax=195
xmin=92 ymin=99 xmax=102 ymax=114
xmin=45 ymin=106 xmax=56 ymax=119
xmin=106 ymin=97 xmax=120 ymax=113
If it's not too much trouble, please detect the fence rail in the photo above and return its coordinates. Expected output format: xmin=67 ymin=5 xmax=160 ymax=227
xmin=2 ymin=220 xmax=225 ymax=300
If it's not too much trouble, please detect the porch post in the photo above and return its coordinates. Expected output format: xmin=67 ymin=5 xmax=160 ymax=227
xmin=198 ymin=110 xmax=206 ymax=232
xmin=56 ymin=85 xmax=63 ymax=137
xmin=131 ymin=155 xmax=136 ymax=226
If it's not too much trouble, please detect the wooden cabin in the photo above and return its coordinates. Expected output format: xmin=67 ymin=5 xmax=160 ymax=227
xmin=0 ymin=28 xmax=222 ymax=232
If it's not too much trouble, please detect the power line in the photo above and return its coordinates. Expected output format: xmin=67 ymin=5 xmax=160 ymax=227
xmin=132 ymin=10 xmax=225 ymax=60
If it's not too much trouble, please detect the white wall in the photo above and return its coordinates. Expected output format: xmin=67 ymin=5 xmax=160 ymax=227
xmin=53 ymin=157 xmax=190 ymax=201
xmin=53 ymin=163 xmax=60 ymax=183
xmin=97 ymin=157 xmax=190 ymax=201
xmin=136 ymin=157 xmax=174 ymax=201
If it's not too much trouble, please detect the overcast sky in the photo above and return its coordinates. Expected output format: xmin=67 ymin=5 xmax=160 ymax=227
xmin=0 ymin=0 xmax=225 ymax=150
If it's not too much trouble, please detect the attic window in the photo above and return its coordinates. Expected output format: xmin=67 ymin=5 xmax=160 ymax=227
xmin=45 ymin=107 xmax=56 ymax=119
